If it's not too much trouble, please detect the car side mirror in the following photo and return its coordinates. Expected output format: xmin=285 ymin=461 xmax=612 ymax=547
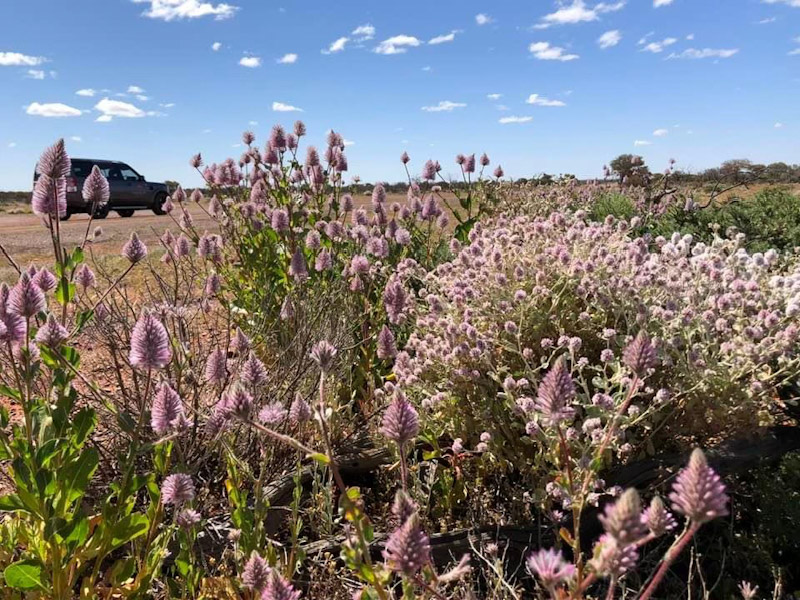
xmin=138 ymin=175 xmax=146 ymax=181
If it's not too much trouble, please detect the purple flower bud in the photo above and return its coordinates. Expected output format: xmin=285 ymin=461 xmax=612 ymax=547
xmin=242 ymin=130 xmax=255 ymax=145
xmin=242 ymin=552 xmax=271 ymax=591
xmin=293 ymin=120 xmax=306 ymax=137
xmin=34 ymin=313 xmax=69 ymax=347
xmin=129 ymin=312 xmax=172 ymax=370
xmin=422 ymin=160 xmax=437 ymax=181
xmin=262 ymin=573 xmax=301 ymax=600
xmin=534 ymin=357 xmax=576 ymax=426
xmin=401 ymin=151 xmax=410 ymax=164
xmin=590 ymin=534 xmax=638 ymax=577
xmin=599 ymin=489 xmax=647 ymax=546
xmin=480 ymin=153 xmax=490 ymax=167
xmin=8 ymin=272 xmax=46 ymax=317
xmin=380 ymin=391 xmax=419 ymax=445
xmin=31 ymin=174 xmax=67 ymax=219
xmin=372 ymin=183 xmax=387 ymax=206
xmin=270 ymin=125 xmax=287 ymax=150
xmin=383 ymin=280 xmax=409 ymax=325
xmin=376 ymin=325 xmax=397 ymax=360
xmin=289 ymin=247 xmax=308 ymax=282
xmin=305 ymin=146 xmax=320 ymax=167
xmin=643 ymin=496 xmax=677 ymax=537
xmin=463 ymin=154 xmax=476 ymax=173
xmin=36 ymin=139 xmax=71 ymax=179
xmin=205 ymin=348 xmax=228 ymax=384
xmin=310 ymin=340 xmax=336 ymax=372
xmin=32 ymin=267 xmax=57 ymax=292
xmin=271 ymin=208 xmax=290 ymax=232
xmin=176 ymin=509 xmax=201 ymax=529
xmin=190 ymin=153 xmax=203 ymax=168
xmin=391 ymin=489 xmax=417 ymax=525
xmin=151 ymin=382 xmax=185 ymax=435
xmin=289 ymin=393 xmax=312 ymax=424
xmin=241 ymin=353 xmax=268 ymax=387
xmin=161 ymin=473 xmax=195 ymax=506
xmin=493 ymin=165 xmax=504 ymax=178
xmin=259 ymin=402 xmax=287 ymax=425
xmin=82 ymin=165 xmax=110 ymax=207
xmin=122 ymin=232 xmax=148 ymax=264
xmin=315 ymin=249 xmax=333 ymax=271
xmin=622 ymin=331 xmax=657 ymax=376
xmin=205 ymin=273 xmax=221 ymax=296
xmin=526 ymin=548 xmax=576 ymax=590
xmin=669 ymin=448 xmax=729 ymax=524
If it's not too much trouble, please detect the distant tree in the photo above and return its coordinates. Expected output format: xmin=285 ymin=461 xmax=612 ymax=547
xmin=165 ymin=180 xmax=180 ymax=193
xmin=765 ymin=162 xmax=793 ymax=183
xmin=609 ymin=154 xmax=648 ymax=185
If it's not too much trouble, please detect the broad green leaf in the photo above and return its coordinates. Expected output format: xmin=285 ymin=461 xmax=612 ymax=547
xmin=60 ymin=448 xmax=99 ymax=504
xmin=110 ymin=514 xmax=149 ymax=550
xmin=3 ymin=560 xmax=47 ymax=591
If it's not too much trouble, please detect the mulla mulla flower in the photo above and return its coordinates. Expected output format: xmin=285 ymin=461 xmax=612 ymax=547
xmin=151 ymin=382 xmax=185 ymax=435
xmin=262 ymin=572 xmax=302 ymax=600
xmin=534 ymin=357 xmax=576 ymax=427
xmin=76 ymin=264 xmax=96 ymax=289
xmin=32 ymin=267 xmax=57 ymax=293
xmin=310 ymin=340 xmax=337 ymax=373
xmin=376 ymin=325 xmax=397 ymax=360
xmin=204 ymin=348 xmax=228 ymax=384
xmin=241 ymin=552 xmax=271 ymax=591
xmin=598 ymin=488 xmax=648 ymax=546
xmin=82 ymin=165 xmax=110 ymax=208
xmin=8 ymin=272 xmax=46 ymax=318
xmin=526 ymin=548 xmax=576 ymax=592
xmin=161 ymin=473 xmax=195 ymax=506
xmin=622 ymin=331 xmax=657 ymax=377
xmin=380 ymin=390 xmax=419 ymax=445
xmin=643 ymin=496 xmax=677 ymax=537
xmin=34 ymin=313 xmax=69 ymax=347
xmin=669 ymin=448 xmax=729 ymax=524
xmin=36 ymin=138 xmax=71 ymax=180
xmin=383 ymin=514 xmax=431 ymax=576
xmin=129 ymin=312 xmax=172 ymax=370
xmin=122 ymin=232 xmax=148 ymax=264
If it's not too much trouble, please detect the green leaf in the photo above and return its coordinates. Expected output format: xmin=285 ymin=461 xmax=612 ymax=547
xmin=0 ymin=494 xmax=31 ymax=514
xmin=0 ymin=385 xmax=21 ymax=403
xmin=110 ymin=514 xmax=149 ymax=550
xmin=54 ymin=277 xmax=76 ymax=306
xmin=308 ymin=452 xmax=330 ymax=465
xmin=74 ymin=309 xmax=94 ymax=332
xmin=3 ymin=559 xmax=47 ymax=591
xmin=60 ymin=447 xmax=98 ymax=504
xmin=70 ymin=408 xmax=96 ymax=447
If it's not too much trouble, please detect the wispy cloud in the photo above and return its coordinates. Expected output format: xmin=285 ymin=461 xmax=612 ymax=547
xmin=641 ymin=37 xmax=677 ymax=53
xmin=131 ymin=0 xmax=238 ymax=21
xmin=757 ymin=16 xmax=777 ymax=23
xmin=277 ymin=53 xmax=297 ymax=64
xmin=429 ymin=30 xmax=460 ymax=45
xmin=487 ymin=93 xmax=503 ymax=100
xmin=26 ymin=102 xmax=82 ymax=117
xmin=475 ymin=13 xmax=493 ymax=25
xmin=95 ymin=97 xmax=146 ymax=121
xmin=499 ymin=116 xmax=533 ymax=124
xmin=374 ymin=35 xmax=422 ymax=55
xmin=597 ymin=29 xmax=621 ymax=48
xmin=212 ymin=41 xmax=222 ymax=51
xmin=352 ymin=24 xmax=375 ymax=40
xmin=653 ymin=0 xmax=674 ymax=6
xmin=76 ymin=89 xmax=97 ymax=97
xmin=272 ymin=101 xmax=303 ymax=112
xmin=0 ymin=51 xmax=45 ymax=66
xmin=653 ymin=128 xmax=668 ymax=136
xmin=421 ymin=100 xmax=467 ymax=112
xmin=8 ymin=142 xmax=17 ymax=148
xmin=526 ymin=93 xmax=566 ymax=106
xmin=667 ymin=48 xmax=739 ymax=59
xmin=128 ymin=85 xmax=145 ymax=94
xmin=70 ymin=136 xmax=82 ymax=142
xmin=790 ymin=47 xmax=800 ymax=55
xmin=26 ymin=69 xmax=46 ymax=79
xmin=239 ymin=55 xmax=261 ymax=67
xmin=324 ymin=37 xmax=349 ymax=54
xmin=775 ymin=122 xmax=784 ymax=128
xmin=535 ymin=1 xmax=625 ymax=28
xmin=634 ymin=139 xmax=652 ymax=146
xmin=761 ymin=0 xmax=800 ymax=6
xmin=529 ymin=41 xmax=579 ymax=61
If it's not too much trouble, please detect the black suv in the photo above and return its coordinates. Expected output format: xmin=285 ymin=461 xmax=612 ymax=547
xmin=34 ymin=159 xmax=170 ymax=220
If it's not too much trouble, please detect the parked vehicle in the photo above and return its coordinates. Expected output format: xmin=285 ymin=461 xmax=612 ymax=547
xmin=33 ymin=159 xmax=170 ymax=220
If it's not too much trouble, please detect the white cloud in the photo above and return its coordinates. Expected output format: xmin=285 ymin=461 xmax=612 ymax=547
xmin=536 ymin=1 xmax=625 ymax=28
xmin=762 ymin=0 xmax=800 ymax=6
xmin=76 ymin=88 xmax=96 ymax=97
xmin=499 ymin=116 xmax=533 ymax=124
xmin=278 ymin=53 xmax=298 ymax=64
xmin=343 ymin=139 xmax=355 ymax=147
xmin=641 ymin=37 xmax=677 ymax=53
xmin=26 ymin=102 xmax=82 ymax=118
xmin=95 ymin=97 xmax=146 ymax=120
xmin=654 ymin=0 xmax=674 ymax=6
xmin=686 ymin=33 xmax=695 ymax=40
xmin=0 ymin=51 xmax=45 ymax=66
xmin=128 ymin=85 xmax=145 ymax=93
xmin=487 ymin=93 xmax=503 ymax=100
xmin=160 ymin=102 xmax=175 ymax=108
xmin=131 ymin=0 xmax=238 ymax=21
xmin=757 ymin=16 xmax=777 ymax=23
xmin=495 ymin=104 xmax=509 ymax=110
xmin=634 ymin=140 xmax=652 ymax=146
xmin=526 ymin=93 xmax=566 ymax=106
xmin=422 ymin=65 xmax=432 ymax=71
xmin=26 ymin=69 xmax=46 ymax=79
xmin=70 ymin=136 xmax=82 ymax=142
xmin=475 ymin=13 xmax=493 ymax=25
xmin=597 ymin=29 xmax=621 ymax=48
xmin=421 ymin=100 xmax=467 ymax=112
xmin=789 ymin=48 xmax=800 ymax=55
xmin=352 ymin=24 xmax=375 ymax=40
xmin=136 ymin=94 xmax=149 ymax=101
xmin=272 ymin=101 xmax=303 ymax=112
xmin=96 ymin=115 xmax=113 ymax=123
xmin=212 ymin=41 xmax=222 ymax=51
xmin=8 ymin=142 xmax=17 ymax=148
xmin=239 ymin=55 xmax=261 ymax=67
xmin=653 ymin=128 xmax=669 ymax=136
xmin=774 ymin=122 xmax=784 ymax=128
xmin=429 ymin=30 xmax=460 ymax=45
xmin=375 ymin=35 xmax=422 ymax=55
xmin=325 ymin=37 xmax=349 ymax=53
xmin=638 ymin=31 xmax=655 ymax=45
xmin=529 ymin=41 xmax=579 ymax=61
xmin=667 ymin=47 xmax=739 ymax=59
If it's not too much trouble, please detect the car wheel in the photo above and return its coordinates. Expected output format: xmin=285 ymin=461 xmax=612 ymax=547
xmin=118 ymin=209 xmax=135 ymax=218
xmin=92 ymin=204 xmax=110 ymax=220
xmin=59 ymin=211 xmax=72 ymax=221
xmin=152 ymin=192 xmax=168 ymax=215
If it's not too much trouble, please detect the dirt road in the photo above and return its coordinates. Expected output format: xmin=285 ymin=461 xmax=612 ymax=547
xmin=0 ymin=207 xmax=216 ymax=280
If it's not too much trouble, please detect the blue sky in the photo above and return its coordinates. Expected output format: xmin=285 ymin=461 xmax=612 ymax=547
xmin=1 ymin=0 xmax=798 ymax=190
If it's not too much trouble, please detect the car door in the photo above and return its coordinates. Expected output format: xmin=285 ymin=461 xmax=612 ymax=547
xmin=119 ymin=165 xmax=149 ymax=206
xmin=99 ymin=162 xmax=129 ymax=206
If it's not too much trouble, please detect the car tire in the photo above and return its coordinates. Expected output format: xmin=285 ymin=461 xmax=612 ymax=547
xmin=92 ymin=204 xmax=110 ymax=220
xmin=59 ymin=211 xmax=72 ymax=222
xmin=118 ymin=209 xmax=135 ymax=218
xmin=152 ymin=192 xmax=168 ymax=215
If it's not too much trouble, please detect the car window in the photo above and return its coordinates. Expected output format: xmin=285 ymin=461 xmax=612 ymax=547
xmin=71 ymin=161 xmax=93 ymax=178
xmin=119 ymin=166 xmax=139 ymax=181
xmin=105 ymin=165 xmax=124 ymax=181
